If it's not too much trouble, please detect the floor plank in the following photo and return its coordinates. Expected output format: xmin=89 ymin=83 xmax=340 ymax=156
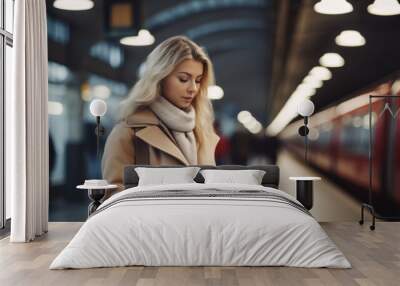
xmin=0 ymin=222 xmax=399 ymax=286
xmin=277 ymin=149 xmax=360 ymax=222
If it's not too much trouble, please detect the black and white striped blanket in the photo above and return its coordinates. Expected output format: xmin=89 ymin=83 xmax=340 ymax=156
xmin=92 ymin=188 xmax=311 ymax=218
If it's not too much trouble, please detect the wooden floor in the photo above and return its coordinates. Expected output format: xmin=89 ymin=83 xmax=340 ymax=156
xmin=0 ymin=222 xmax=399 ymax=286
xmin=278 ymin=149 xmax=360 ymax=222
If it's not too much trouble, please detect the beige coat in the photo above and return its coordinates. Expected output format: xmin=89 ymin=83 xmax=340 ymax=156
xmin=101 ymin=107 xmax=220 ymax=197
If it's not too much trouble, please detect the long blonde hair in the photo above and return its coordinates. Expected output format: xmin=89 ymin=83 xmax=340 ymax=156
xmin=119 ymin=35 xmax=216 ymax=152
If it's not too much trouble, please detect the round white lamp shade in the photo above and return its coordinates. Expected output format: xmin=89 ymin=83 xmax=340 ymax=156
xmin=53 ymin=0 xmax=94 ymax=11
xmin=298 ymin=99 xmax=315 ymax=117
xmin=90 ymin=99 xmax=107 ymax=117
xmin=368 ymin=0 xmax=400 ymax=16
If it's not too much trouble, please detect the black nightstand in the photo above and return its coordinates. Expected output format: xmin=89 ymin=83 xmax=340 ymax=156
xmin=289 ymin=177 xmax=321 ymax=210
xmin=77 ymin=183 xmax=118 ymax=216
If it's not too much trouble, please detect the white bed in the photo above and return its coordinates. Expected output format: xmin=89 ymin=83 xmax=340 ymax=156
xmin=50 ymin=183 xmax=351 ymax=269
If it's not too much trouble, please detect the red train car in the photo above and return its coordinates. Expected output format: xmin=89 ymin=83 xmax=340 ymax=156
xmin=281 ymin=78 xmax=400 ymax=216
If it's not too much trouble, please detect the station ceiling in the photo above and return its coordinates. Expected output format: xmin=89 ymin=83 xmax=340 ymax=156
xmin=46 ymin=0 xmax=400 ymax=130
xmin=46 ymin=0 xmax=274 ymax=125
xmin=271 ymin=0 xmax=400 ymax=124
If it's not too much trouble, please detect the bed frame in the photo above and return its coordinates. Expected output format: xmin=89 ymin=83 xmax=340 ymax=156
xmin=123 ymin=165 xmax=280 ymax=189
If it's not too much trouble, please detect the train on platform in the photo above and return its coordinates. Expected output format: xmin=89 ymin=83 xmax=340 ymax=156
xmin=281 ymin=77 xmax=400 ymax=216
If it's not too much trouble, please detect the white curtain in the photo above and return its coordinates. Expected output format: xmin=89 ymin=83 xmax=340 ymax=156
xmin=8 ymin=0 xmax=49 ymax=242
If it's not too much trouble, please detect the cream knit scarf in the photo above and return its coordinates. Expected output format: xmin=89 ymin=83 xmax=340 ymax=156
xmin=150 ymin=96 xmax=198 ymax=164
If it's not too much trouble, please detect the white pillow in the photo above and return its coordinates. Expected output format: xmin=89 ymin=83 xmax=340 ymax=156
xmin=135 ymin=167 xmax=200 ymax=186
xmin=200 ymin=169 xmax=266 ymax=185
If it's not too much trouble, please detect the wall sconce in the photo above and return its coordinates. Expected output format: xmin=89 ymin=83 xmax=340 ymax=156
xmin=89 ymin=99 xmax=107 ymax=159
xmin=297 ymin=99 xmax=315 ymax=162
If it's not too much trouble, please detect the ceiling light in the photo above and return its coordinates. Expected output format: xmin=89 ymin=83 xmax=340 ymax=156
xmin=310 ymin=66 xmax=332 ymax=81
xmin=266 ymin=95 xmax=301 ymax=136
xmin=120 ymin=29 xmax=155 ymax=46
xmin=237 ymin=111 xmax=263 ymax=134
xmin=391 ymin=79 xmax=400 ymax=95
xmin=48 ymin=101 xmax=63 ymax=116
xmin=335 ymin=30 xmax=366 ymax=47
xmin=292 ymin=89 xmax=313 ymax=100
xmin=249 ymin=127 xmax=262 ymax=134
xmin=319 ymin=53 xmax=345 ymax=68
xmin=137 ymin=62 xmax=147 ymax=78
xmin=237 ymin=111 xmax=253 ymax=124
xmin=296 ymin=83 xmax=316 ymax=97
xmin=367 ymin=0 xmax=400 ymax=16
xmin=248 ymin=122 xmax=263 ymax=134
xmin=207 ymin=85 xmax=224 ymax=100
xmin=92 ymin=85 xmax=111 ymax=99
xmin=53 ymin=0 xmax=94 ymax=11
xmin=244 ymin=118 xmax=262 ymax=133
xmin=303 ymin=76 xmax=323 ymax=89
xmin=246 ymin=119 xmax=261 ymax=129
xmin=314 ymin=0 xmax=353 ymax=15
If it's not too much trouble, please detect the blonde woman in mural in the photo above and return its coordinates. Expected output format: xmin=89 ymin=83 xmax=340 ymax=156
xmin=102 ymin=36 xmax=220 ymax=198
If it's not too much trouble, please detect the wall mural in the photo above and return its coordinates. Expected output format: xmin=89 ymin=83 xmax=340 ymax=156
xmin=46 ymin=0 xmax=273 ymax=221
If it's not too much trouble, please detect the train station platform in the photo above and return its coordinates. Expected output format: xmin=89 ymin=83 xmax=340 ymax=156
xmin=277 ymin=149 xmax=360 ymax=222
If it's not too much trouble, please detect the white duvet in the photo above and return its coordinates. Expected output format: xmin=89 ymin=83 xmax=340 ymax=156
xmin=50 ymin=183 xmax=351 ymax=269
